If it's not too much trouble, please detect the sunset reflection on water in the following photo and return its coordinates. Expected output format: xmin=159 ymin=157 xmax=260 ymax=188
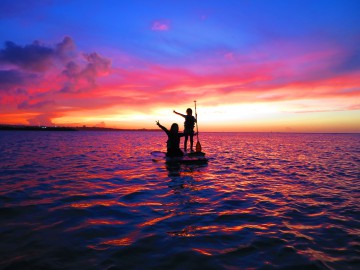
xmin=0 ymin=131 xmax=359 ymax=269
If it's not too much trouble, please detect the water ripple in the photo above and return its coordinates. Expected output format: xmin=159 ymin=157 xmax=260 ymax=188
xmin=0 ymin=131 xmax=359 ymax=269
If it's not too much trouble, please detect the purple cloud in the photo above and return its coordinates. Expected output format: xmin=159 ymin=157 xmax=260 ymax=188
xmin=60 ymin=52 xmax=111 ymax=93
xmin=0 ymin=41 xmax=54 ymax=72
xmin=0 ymin=69 xmax=38 ymax=92
xmin=0 ymin=37 xmax=77 ymax=72
xmin=18 ymin=100 xmax=55 ymax=110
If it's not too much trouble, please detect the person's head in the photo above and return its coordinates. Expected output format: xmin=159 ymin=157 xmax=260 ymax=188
xmin=170 ymin=123 xmax=179 ymax=133
xmin=186 ymin=108 xmax=192 ymax=115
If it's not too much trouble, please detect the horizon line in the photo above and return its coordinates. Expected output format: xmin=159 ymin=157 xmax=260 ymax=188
xmin=0 ymin=124 xmax=358 ymax=134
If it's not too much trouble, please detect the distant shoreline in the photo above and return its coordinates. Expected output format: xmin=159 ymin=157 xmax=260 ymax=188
xmin=0 ymin=125 xmax=160 ymax=132
xmin=0 ymin=124 xmax=358 ymax=134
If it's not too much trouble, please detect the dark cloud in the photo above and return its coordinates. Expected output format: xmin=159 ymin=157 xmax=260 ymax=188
xmin=0 ymin=70 xmax=25 ymax=86
xmin=59 ymin=82 xmax=76 ymax=94
xmin=0 ymin=41 xmax=54 ymax=72
xmin=18 ymin=100 xmax=55 ymax=110
xmin=80 ymin=52 xmax=111 ymax=83
xmin=60 ymin=52 xmax=111 ymax=92
xmin=0 ymin=36 xmax=112 ymax=126
xmin=84 ymin=53 xmax=112 ymax=74
xmin=15 ymin=88 xmax=28 ymax=95
xmin=62 ymin=61 xmax=80 ymax=79
xmin=0 ymin=36 xmax=111 ymax=97
xmin=0 ymin=37 xmax=76 ymax=72
xmin=55 ymin=36 xmax=77 ymax=62
xmin=0 ymin=69 xmax=37 ymax=92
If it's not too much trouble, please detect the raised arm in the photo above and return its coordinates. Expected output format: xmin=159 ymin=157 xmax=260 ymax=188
xmin=173 ymin=110 xmax=186 ymax=118
xmin=156 ymin=120 xmax=168 ymax=133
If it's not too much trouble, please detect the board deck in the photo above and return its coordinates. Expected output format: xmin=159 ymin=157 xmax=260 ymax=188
xmin=151 ymin=151 xmax=208 ymax=165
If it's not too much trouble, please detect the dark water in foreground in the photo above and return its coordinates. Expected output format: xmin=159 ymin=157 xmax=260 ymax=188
xmin=0 ymin=131 xmax=359 ymax=270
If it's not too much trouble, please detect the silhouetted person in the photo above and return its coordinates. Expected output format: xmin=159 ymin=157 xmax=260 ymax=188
xmin=173 ymin=108 xmax=197 ymax=152
xmin=156 ymin=121 xmax=184 ymax=157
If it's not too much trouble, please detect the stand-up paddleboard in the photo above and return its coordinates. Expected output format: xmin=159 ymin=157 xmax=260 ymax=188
xmin=151 ymin=151 xmax=208 ymax=165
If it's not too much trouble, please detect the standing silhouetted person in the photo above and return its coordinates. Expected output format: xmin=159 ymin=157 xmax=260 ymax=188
xmin=173 ymin=108 xmax=196 ymax=152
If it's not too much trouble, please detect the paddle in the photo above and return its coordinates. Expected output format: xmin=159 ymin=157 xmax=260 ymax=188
xmin=194 ymin=100 xmax=202 ymax=152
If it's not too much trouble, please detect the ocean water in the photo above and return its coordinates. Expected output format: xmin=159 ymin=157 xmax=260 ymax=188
xmin=0 ymin=131 xmax=359 ymax=270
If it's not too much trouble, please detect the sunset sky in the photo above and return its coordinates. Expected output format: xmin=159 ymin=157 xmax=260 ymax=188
xmin=1 ymin=0 xmax=359 ymax=132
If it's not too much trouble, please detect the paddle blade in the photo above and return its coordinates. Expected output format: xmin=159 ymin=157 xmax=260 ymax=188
xmin=196 ymin=141 xmax=202 ymax=152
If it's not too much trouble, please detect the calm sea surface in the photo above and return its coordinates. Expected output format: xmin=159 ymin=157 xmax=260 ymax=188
xmin=0 ymin=131 xmax=359 ymax=270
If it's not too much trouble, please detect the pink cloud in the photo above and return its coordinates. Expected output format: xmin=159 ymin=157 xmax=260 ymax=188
xmin=151 ymin=21 xmax=170 ymax=31
xmin=96 ymin=46 xmax=360 ymax=111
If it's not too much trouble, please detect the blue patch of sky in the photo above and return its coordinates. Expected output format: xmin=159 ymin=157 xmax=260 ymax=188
xmin=1 ymin=0 xmax=360 ymax=65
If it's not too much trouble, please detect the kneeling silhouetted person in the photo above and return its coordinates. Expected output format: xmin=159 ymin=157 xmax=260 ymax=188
xmin=156 ymin=121 xmax=184 ymax=157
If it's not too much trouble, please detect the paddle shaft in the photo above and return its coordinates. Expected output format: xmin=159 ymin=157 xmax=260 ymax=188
xmin=194 ymin=101 xmax=202 ymax=152
xmin=194 ymin=100 xmax=199 ymax=140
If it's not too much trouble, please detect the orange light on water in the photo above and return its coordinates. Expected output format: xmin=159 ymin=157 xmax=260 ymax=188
xmin=87 ymin=219 xmax=126 ymax=226
xmin=101 ymin=238 xmax=134 ymax=246
xmin=139 ymin=213 xmax=175 ymax=227
xmin=70 ymin=200 xmax=116 ymax=208
xmin=192 ymin=248 xmax=213 ymax=256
